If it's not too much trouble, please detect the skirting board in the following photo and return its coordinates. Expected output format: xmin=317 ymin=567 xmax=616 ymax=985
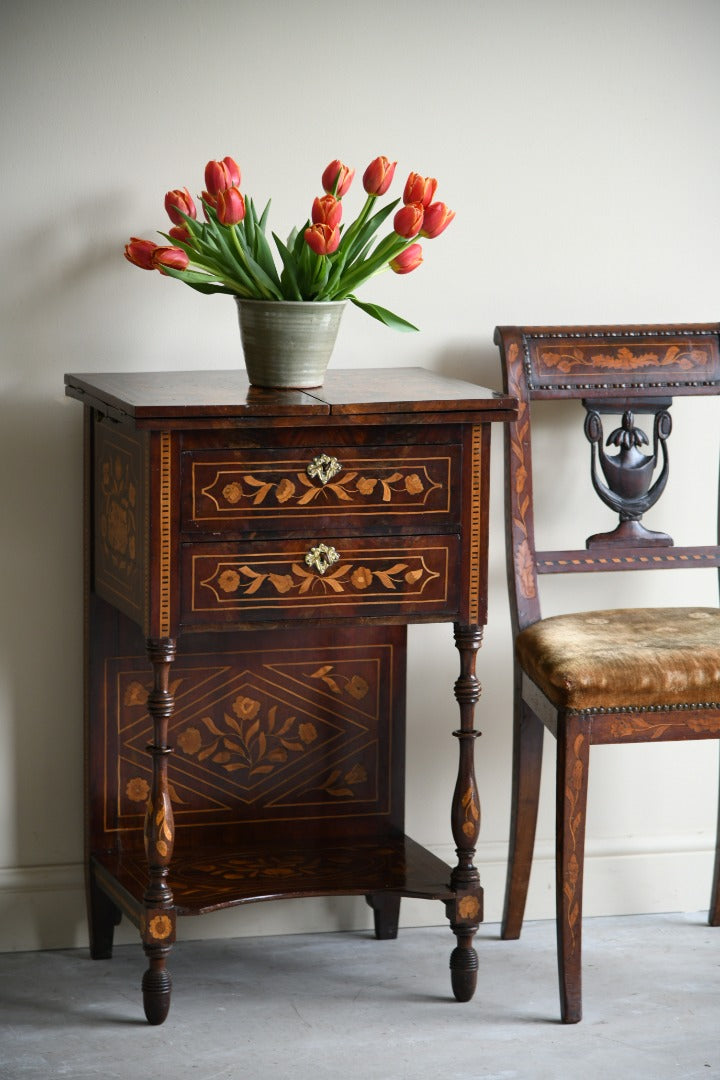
xmin=0 ymin=837 xmax=715 ymax=952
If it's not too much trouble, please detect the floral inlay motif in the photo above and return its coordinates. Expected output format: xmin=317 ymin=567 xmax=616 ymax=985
xmin=126 ymin=777 xmax=150 ymax=803
xmin=461 ymin=784 xmax=480 ymax=839
xmin=310 ymin=665 xmax=369 ymax=700
xmin=205 ymin=557 xmax=436 ymax=602
xmin=201 ymin=464 xmax=442 ymax=512
xmin=457 ymin=895 xmax=481 ymax=921
xmin=537 ymin=343 xmax=710 ymax=376
xmin=99 ymin=452 xmax=138 ymax=577
xmin=320 ymin=762 xmax=368 ymax=798
xmin=506 ymin=343 xmax=536 ymax=600
xmin=149 ymin=914 xmax=173 ymax=940
xmin=563 ymin=732 xmax=586 ymax=951
xmin=176 ymin=694 xmax=317 ymax=778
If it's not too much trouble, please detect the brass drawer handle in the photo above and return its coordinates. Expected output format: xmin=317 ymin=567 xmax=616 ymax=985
xmin=305 ymin=543 xmax=340 ymax=575
xmin=307 ymin=454 xmax=342 ymax=485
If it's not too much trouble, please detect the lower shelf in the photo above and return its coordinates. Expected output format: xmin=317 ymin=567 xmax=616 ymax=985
xmin=92 ymin=833 xmax=455 ymax=920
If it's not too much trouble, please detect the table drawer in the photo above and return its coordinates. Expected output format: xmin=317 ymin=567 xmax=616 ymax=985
xmin=182 ymin=443 xmax=461 ymax=536
xmin=181 ymin=536 xmax=460 ymax=625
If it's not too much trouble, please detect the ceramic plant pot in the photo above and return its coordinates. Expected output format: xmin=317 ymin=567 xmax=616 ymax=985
xmin=236 ymin=298 xmax=346 ymax=389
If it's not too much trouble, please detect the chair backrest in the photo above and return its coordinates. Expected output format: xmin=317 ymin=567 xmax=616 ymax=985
xmin=494 ymin=324 xmax=720 ymax=635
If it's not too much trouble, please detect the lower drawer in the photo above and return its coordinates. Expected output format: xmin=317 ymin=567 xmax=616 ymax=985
xmin=181 ymin=536 xmax=459 ymax=624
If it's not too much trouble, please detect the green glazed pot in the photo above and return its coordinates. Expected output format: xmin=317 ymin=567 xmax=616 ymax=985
xmin=236 ymin=298 xmax=346 ymax=389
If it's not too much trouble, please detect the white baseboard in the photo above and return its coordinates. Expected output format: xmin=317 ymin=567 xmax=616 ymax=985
xmin=0 ymin=835 xmax=715 ymax=952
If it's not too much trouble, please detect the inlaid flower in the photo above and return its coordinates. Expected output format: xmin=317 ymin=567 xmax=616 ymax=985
xmin=177 ymin=727 xmax=202 ymax=755
xmin=356 ymin=477 xmax=377 ymax=495
xmin=222 ymin=482 xmax=243 ymax=504
xmin=124 ymin=680 xmax=148 ymax=706
xmin=232 ymin=695 xmax=261 ymax=721
xmin=405 ymin=473 xmax=424 ymax=494
xmin=218 ymin=569 xmax=241 ymax=593
xmin=275 ymin=477 xmax=296 ymax=503
xmin=126 ymin=777 xmax=150 ymax=802
xmin=346 ymin=674 xmax=369 ymax=700
xmin=344 ymin=763 xmax=367 ymax=785
xmin=269 ymin=573 xmax=294 ymax=594
xmin=351 ymin=566 xmax=373 ymax=589
xmin=298 ymin=722 xmax=318 ymax=743
xmin=107 ymin=502 xmax=129 ymax=554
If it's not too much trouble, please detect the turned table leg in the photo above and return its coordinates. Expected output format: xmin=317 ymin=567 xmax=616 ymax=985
xmin=141 ymin=638 xmax=177 ymax=1025
xmin=447 ymin=624 xmax=484 ymax=1003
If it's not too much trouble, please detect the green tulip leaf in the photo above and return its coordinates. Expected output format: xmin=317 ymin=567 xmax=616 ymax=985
xmin=348 ymin=295 xmax=418 ymax=332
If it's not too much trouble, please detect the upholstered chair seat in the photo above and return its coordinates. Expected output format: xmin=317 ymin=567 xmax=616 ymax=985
xmin=516 ymin=607 xmax=720 ymax=711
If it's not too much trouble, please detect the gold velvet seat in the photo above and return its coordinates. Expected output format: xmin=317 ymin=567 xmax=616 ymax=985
xmin=495 ymin=323 xmax=720 ymax=1023
xmin=516 ymin=607 xmax=720 ymax=711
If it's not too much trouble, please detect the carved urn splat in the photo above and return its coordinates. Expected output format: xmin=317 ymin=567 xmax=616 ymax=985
xmin=583 ymin=403 xmax=673 ymax=547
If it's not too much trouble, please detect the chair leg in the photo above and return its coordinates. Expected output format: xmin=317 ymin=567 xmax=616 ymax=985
xmin=501 ymin=696 xmax=544 ymax=940
xmin=710 ymin=745 xmax=720 ymax=927
xmin=555 ymin=713 xmax=589 ymax=1024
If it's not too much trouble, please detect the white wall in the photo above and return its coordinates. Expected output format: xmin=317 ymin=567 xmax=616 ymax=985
xmin=2 ymin=0 xmax=720 ymax=951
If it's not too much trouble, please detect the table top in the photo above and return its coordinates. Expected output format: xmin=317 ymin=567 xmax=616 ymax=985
xmin=64 ymin=367 xmax=516 ymax=424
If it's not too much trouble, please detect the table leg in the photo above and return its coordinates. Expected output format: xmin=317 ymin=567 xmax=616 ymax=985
xmin=447 ymin=623 xmax=484 ymax=1002
xmin=141 ymin=638 xmax=177 ymax=1025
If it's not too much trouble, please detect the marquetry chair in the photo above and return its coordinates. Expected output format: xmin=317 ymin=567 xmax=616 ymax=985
xmin=494 ymin=323 xmax=720 ymax=1023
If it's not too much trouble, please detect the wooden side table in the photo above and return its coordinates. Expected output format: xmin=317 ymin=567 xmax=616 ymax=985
xmin=64 ymin=367 xmax=515 ymax=1024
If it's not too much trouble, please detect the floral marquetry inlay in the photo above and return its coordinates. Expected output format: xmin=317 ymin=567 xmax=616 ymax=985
xmin=99 ymin=453 xmax=138 ymax=577
xmin=191 ymin=453 xmax=453 ymax=522
xmin=198 ymin=552 xmax=442 ymax=607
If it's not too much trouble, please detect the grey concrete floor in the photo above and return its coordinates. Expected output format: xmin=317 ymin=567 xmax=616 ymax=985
xmin=1 ymin=913 xmax=719 ymax=1080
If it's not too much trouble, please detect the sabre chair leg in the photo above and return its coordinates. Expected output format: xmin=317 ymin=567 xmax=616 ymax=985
xmin=555 ymin=713 xmax=589 ymax=1024
xmin=501 ymin=695 xmax=544 ymax=940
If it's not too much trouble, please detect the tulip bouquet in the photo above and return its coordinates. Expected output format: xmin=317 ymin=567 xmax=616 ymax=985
xmin=125 ymin=154 xmax=454 ymax=331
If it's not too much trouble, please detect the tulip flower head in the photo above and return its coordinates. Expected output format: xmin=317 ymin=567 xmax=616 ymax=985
xmin=312 ymin=195 xmax=343 ymax=229
xmin=304 ymin=222 xmax=341 ymax=256
xmin=216 ymin=187 xmax=246 ymax=226
xmin=164 ymin=187 xmax=196 ymax=226
xmin=321 ymin=159 xmax=355 ymax=198
xmin=421 ymin=201 xmax=455 ymax=239
xmin=205 ymin=156 xmax=241 ymax=196
xmin=394 ymin=201 xmax=424 ymax=239
xmin=124 ymin=237 xmax=159 ymax=270
xmin=363 ymin=156 xmax=397 ymax=197
xmin=126 ymin=152 xmax=453 ymax=332
xmin=152 ymin=246 xmax=190 ymax=274
xmin=403 ymin=173 xmax=437 ymax=208
xmin=390 ymin=243 xmax=423 ymax=275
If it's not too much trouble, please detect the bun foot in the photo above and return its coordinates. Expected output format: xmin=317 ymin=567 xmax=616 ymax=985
xmin=142 ymin=966 xmax=172 ymax=1025
xmin=449 ymin=944 xmax=478 ymax=1002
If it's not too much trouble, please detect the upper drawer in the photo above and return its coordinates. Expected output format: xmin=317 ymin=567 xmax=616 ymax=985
xmin=182 ymin=443 xmax=461 ymax=536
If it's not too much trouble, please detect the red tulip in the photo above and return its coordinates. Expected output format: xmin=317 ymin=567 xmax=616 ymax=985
xmin=151 ymin=246 xmax=190 ymax=274
xmin=393 ymin=201 xmax=424 ymax=239
xmin=204 ymin=156 xmax=241 ymax=196
xmin=312 ymin=194 xmax=342 ymax=229
xmin=390 ymin=243 xmax=423 ymax=275
xmin=216 ymin=186 xmax=246 ymax=225
xmin=164 ymin=187 xmax=196 ymax=225
xmin=421 ymin=201 xmax=455 ymax=238
xmin=363 ymin=156 xmax=397 ymax=196
xmin=124 ymin=237 xmax=159 ymax=270
xmin=201 ymin=190 xmax=218 ymax=218
xmin=168 ymin=225 xmax=191 ymax=243
xmin=403 ymin=172 xmax=437 ymax=208
xmin=304 ymin=222 xmax=341 ymax=256
xmin=321 ymin=159 xmax=355 ymax=198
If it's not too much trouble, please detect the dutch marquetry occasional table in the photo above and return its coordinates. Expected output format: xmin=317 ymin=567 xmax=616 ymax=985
xmin=64 ymin=366 xmax=515 ymax=1024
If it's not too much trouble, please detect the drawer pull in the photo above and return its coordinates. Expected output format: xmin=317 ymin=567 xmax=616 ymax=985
xmin=305 ymin=543 xmax=340 ymax=575
xmin=306 ymin=454 xmax=342 ymax=485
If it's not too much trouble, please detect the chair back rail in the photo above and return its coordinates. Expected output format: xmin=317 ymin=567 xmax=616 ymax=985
xmin=494 ymin=324 xmax=720 ymax=635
